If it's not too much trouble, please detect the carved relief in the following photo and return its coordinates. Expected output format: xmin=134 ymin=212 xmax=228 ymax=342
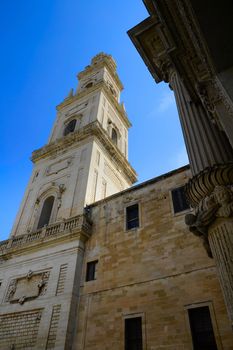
xmin=45 ymin=157 xmax=73 ymax=176
xmin=185 ymin=185 xmax=233 ymax=257
xmin=5 ymin=270 xmax=50 ymax=304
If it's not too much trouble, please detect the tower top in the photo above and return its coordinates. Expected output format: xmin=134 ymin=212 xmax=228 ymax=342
xmin=77 ymin=52 xmax=123 ymax=91
xmin=91 ymin=52 xmax=116 ymax=70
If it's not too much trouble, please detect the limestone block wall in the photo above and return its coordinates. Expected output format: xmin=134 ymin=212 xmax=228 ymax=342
xmin=73 ymin=166 xmax=233 ymax=349
xmin=0 ymin=238 xmax=84 ymax=350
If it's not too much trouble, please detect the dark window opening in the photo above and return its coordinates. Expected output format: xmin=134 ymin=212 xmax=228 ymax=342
xmin=86 ymin=260 xmax=98 ymax=281
xmin=85 ymin=82 xmax=93 ymax=88
xmin=125 ymin=317 xmax=142 ymax=350
xmin=188 ymin=306 xmax=218 ymax=350
xmin=64 ymin=119 xmax=77 ymax=136
xmin=111 ymin=128 xmax=118 ymax=145
xmin=171 ymin=186 xmax=190 ymax=213
xmin=37 ymin=196 xmax=55 ymax=229
xmin=126 ymin=204 xmax=139 ymax=230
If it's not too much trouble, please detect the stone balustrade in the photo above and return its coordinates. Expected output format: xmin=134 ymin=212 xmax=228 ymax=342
xmin=0 ymin=214 xmax=92 ymax=257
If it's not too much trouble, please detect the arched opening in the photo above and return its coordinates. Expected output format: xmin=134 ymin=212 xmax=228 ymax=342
xmin=37 ymin=196 xmax=55 ymax=229
xmin=85 ymin=82 xmax=93 ymax=89
xmin=64 ymin=119 xmax=77 ymax=136
xmin=111 ymin=128 xmax=118 ymax=145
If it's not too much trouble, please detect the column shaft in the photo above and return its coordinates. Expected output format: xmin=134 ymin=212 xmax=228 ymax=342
xmin=171 ymin=73 xmax=233 ymax=175
xmin=209 ymin=219 xmax=233 ymax=325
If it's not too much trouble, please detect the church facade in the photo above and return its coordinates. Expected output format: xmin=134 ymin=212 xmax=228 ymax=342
xmin=0 ymin=53 xmax=232 ymax=349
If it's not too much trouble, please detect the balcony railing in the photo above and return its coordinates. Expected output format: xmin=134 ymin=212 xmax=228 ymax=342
xmin=0 ymin=214 xmax=92 ymax=256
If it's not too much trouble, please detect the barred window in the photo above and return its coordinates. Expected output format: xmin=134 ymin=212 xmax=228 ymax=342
xmin=126 ymin=204 xmax=139 ymax=230
xmin=171 ymin=186 xmax=189 ymax=213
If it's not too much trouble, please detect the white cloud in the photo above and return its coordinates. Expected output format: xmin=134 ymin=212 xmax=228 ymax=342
xmin=170 ymin=146 xmax=189 ymax=169
xmin=158 ymin=91 xmax=176 ymax=112
xmin=146 ymin=91 xmax=176 ymax=118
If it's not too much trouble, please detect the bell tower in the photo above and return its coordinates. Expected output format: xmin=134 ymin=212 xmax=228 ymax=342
xmin=11 ymin=53 xmax=137 ymax=237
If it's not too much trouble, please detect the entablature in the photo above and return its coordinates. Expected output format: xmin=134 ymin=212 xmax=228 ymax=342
xmin=31 ymin=121 xmax=137 ymax=184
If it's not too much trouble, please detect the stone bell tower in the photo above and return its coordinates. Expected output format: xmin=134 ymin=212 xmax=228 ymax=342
xmin=11 ymin=52 xmax=137 ymax=238
xmin=0 ymin=54 xmax=136 ymax=350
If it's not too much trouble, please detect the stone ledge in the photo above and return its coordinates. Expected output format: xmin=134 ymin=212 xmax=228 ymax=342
xmin=0 ymin=215 xmax=92 ymax=259
xmin=31 ymin=121 xmax=137 ymax=184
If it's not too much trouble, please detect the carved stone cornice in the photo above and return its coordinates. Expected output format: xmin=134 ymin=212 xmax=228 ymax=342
xmin=31 ymin=121 xmax=137 ymax=184
xmin=129 ymin=0 xmax=214 ymax=95
xmin=56 ymin=80 xmax=131 ymax=128
xmin=185 ymin=163 xmax=233 ymax=207
xmin=185 ymin=163 xmax=233 ymax=257
xmin=128 ymin=15 xmax=176 ymax=84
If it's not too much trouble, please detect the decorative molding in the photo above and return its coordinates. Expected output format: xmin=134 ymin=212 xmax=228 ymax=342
xmin=5 ymin=270 xmax=50 ymax=304
xmin=185 ymin=163 xmax=233 ymax=207
xmin=45 ymin=157 xmax=73 ymax=176
xmin=185 ymin=184 xmax=233 ymax=257
xmin=31 ymin=121 xmax=137 ymax=184
xmin=56 ymin=81 xmax=130 ymax=128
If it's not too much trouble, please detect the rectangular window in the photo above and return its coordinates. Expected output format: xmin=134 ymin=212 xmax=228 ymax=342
xmin=86 ymin=260 xmax=98 ymax=281
xmin=171 ymin=186 xmax=190 ymax=213
xmin=126 ymin=204 xmax=139 ymax=230
xmin=188 ymin=306 xmax=218 ymax=350
xmin=125 ymin=317 xmax=142 ymax=350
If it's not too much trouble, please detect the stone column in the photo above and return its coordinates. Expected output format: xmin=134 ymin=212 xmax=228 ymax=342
xmin=209 ymin=218 xmax=233 ymax=324
xmin=170 ymin=72 xmax=233 ymax=175
xmin=170 ymin=72 xmax=233 ymax=326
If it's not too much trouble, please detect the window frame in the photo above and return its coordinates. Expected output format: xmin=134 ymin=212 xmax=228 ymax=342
xmin=123 ymin=313 xmax=146 ymax=350
xmin=125 ymin=202 xmax=140 ymax=231
xmin=170 ymin=185 xmax=190 ymax=216
xmin=37 ymin=195 xmax=55 ymax=230
xmin=184 ymin=302 xmax=222 ymax=350
xmin=85 ymin=260 xmax=98 ymax=282
xmin=33 ymin=190 xmax=59 ymax=231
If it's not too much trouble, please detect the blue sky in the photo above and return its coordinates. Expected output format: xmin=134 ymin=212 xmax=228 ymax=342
xmin=0 ymin=1 xmax=188 ymax=240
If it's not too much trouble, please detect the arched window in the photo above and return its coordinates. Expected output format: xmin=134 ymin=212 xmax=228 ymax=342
xmin=37 ymin=196 xmax=55 ymax=229
xmin=111 ymin=128 xmax=118 ymax=145
xmin=64 ymin=119 xmax=76 ymax=136
xmin=85 ymin=82 xmax=93 ymax=89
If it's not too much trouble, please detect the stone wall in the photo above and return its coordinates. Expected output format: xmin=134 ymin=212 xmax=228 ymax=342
xmin=73 ymin=167 xmax=233 ymax=349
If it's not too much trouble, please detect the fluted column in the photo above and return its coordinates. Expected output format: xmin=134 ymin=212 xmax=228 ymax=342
xmin=170 ymin=71 xmax=233 ymax=327
xmin=209 ymin=218 xmax=233 ymax=323
xmin=170 ymin=72 xmax=233 ymax=175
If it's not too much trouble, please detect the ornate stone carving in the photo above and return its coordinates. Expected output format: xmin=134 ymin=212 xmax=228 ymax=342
xmin=213 ymin=76 xmax=233 ymax=118
xmin=5 ymin=270 xmax=50 ymax=304
xmin=196 ymin=82 xmax=218 ymax=123
xmin=185 ymin=185 xmax=233 ymax=257
xmin=185 ymin=163 xmax=233 ymax=207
